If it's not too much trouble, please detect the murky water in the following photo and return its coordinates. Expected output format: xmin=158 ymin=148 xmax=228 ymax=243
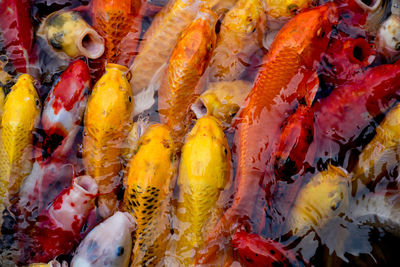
xmin=1 ymin=0 xmax=400 ymax=266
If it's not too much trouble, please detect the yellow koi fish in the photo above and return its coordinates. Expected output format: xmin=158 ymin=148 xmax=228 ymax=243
xmin=158 ymin=9 xmax=217 ymax=145
xmin=289 ymin=165 xmax=350 ymax=235
xmin=265 ymin=0 xmax=315 ymax=22
xmin=191 ymin=80 xmax=252 ymax=127
xmin=123 ymin=124 xmax=177 ymax=266
xmin=173 ymin=116 xmax=231 ymax=265
xmin=0 ymin=74 xmax=40 ymax=199
xmin=208 ymin=0 xmax=267 ymax=82
xmin=83 ymin=63 xmax=134 ymax=218
xmin=353 ymin=103 xmax=400 ymax=185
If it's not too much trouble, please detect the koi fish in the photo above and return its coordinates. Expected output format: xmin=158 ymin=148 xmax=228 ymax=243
xmin=320 ymin=31 xmax=376 ymax=86
xmin=289 ymin=165 xmax=350 ymax=235
xmin=0 ymin=87 xmax=4 ymax=122
xmin=123 ymin=124 xmax=177 ymax=266
xmin=265 ymin=0 xmax=315 ymax=21
xmin=91 ymin=0 xmax=142 ymax=66
xmin=38 ymin=11 xmax=104 ymax=60
xmin=273 ymin=104 xmax=314 ymax=179
xmin=191 ymin=80 xmax=252 ymax=127
xmin=0 ymin=74 xmax=41 ymax=207
xmin=232 ymin=232 xmax=301 ymax=267
xmin=0 ymin=0 xmax=36 ymax=74
xmin=174 ymin=116 xmax=231 ymax=265
xmin=41 ymin=59 xmax=91 ymax=159
xmin=353 ymin=102 xmax=400 ymax=185
xmin=71 ymin=211 xmax=136 ymax=267
xmin=19 ymin=60 xmax=91 ymax=213
xmin=158 ymin=9 xmax=217 ymax=145
xmin=83 ymin=63 xmax=134 ymax=218
xmin=129 ymin=0 xmax=205 ymax=95
xmin=27 ymin=175 xmax=98 ymax=263
xmin=312 ymin=60 xmax=400 ymax=167
xmin=208 ymin=0 xmax=267 ymax=82
xmin=196 ymin=3 xmax=338 ymax=263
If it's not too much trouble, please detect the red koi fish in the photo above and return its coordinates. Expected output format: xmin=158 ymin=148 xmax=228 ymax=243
xmin=196 ymin=3 xmax=338 ymax=263
xmin=0 ymin=0 xmax=36 ymax=74
xmin=26 ymin=175 xmax=98 ymax=264
xmin=19 ymin=60 xmax=90 ymax=214
xmin=320 ymin=31 xmax=376 ymax=86
xmin=311 ymin=60 xmax=400 ymax=167
xmin=232 ymin=232 xmax=302 ymax=267
xmin=273 ymin=104 xmax=314 ymax=179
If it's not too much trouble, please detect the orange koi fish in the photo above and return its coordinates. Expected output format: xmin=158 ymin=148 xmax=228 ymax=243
xmin=158 ymin=8 xmax=217 ymax=145
xmin=196 ymin=3 xmax=338 ymax=263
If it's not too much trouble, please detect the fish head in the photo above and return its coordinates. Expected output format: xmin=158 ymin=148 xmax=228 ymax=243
xmin=274 ymin=3 xmax=338 ymax=69
xmin=2 ymin=74 xmax=41 ymax=131
xmin=84 ymin=63 xmax=134 ymax=139
xmin=173 ymin=8 xmax=218 ymax=74
xmin=290 ymin=165 xmax=350 ymax=235
xmin=265 ymin=0 xmax=315 ymax=19
xmin=71 ymin=211 xmax=136 ymax=267
xmin=42 ymin=59 xmax=91 ymax=137
xmin=183 ymin=115 xmax=231 ymax=189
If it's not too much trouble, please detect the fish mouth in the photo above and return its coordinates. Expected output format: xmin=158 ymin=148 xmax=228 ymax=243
xmin=355 ymin=0 xmax=382 ymax=11
xmin=191 ymin=97 xmax=208 ymax=119
xmin=74 ymin=175 xmax=99 ymax=196
xmin=76 ymin=28 xmax=105 ymax=59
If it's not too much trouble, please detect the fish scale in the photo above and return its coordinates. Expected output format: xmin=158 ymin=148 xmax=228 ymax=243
xmin=123 ymin=124 xmax=177 ymax=266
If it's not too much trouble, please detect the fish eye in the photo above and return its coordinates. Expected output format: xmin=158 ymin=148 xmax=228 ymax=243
xmin=116 ymin=246 xmax=124 ymax=256
xmin=331 ymin=199 xmax=341 ymax=211
xmin=396 ymin=43 xmax=400 ymax=51
xmin=288 ymin=4 xmax=299 ymax=15
xmin=35 ymin=99 xmax=40 ymax=108
xmin=317 ymin=28 xmax=325 ymax=38
xmin=128 ymin=96 xmax=132 ymax=103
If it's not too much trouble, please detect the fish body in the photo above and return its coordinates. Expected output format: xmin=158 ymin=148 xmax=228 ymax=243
xmin=28 ymin=175 xmax=98 ymax=263
xmin=71 ymin=211 xmax=136 ymax=267
xmin=41 ymin=59 xmax=91 ymax=159
xmin=18 ymin=60 xmax=91 ymax=215
xmin=196 ymin=3 xmax=339 ymax=263
xmin=289 ymin=165 xmax=350 ymax=235
xmin=129 ymin=0 xmax=205 ymax=95
xmin=0 ymin=74 xmax=41 ymax=204
xmin=232 ymin=232 xmax=301 ymax=267
xmin=158 ymin=9 xmax=217 ymax=144
xmin=353 ymin=103 xmax=400 ymax=185
xmin=273 ymin=104 xmax=314 ymax=179
xmin=0 ymin=0 xmax=35 ymax=73
xmin=91 ymin=0 xmax=142 ymax=66
xmin=175 ymin=116 xmax=231 ymax=265
xmin=229 ymin=2 xmax=337 ymax=225
xmin=312 ymin=60 xmax=400 ymax=166
xmin=208 ymin=0 xmax=267 ymax=82
xmin=83 ymin=63 xmax=134 ymax=218
xmin=123 ymin=124 xmax=177 ymax=266
xmin=191 ymin=80 xmax=252 ymax=127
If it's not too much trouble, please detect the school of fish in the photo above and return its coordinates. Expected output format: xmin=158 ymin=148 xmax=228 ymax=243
xmin=1 ymin=0 xmax=400 ymax=266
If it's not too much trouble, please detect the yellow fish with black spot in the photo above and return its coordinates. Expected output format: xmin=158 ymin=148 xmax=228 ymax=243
xmin=173 ymin=115 xmax=231 ymax=266
xmin=0 ymin=74 xmax=41 ymax=213
xmin=123 ymin=124 xmax=177 ymax=266
xmin=83 ymin=63 xmax=134 ymax=218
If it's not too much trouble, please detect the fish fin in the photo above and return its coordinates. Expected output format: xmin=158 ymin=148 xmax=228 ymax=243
xmin=133 ymin=63 xmax=167 ymax=116
xmin=327 ymin=164 xmax=349 ymax=177
xmin=300 ymin=70 xmax=319 ymax=107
